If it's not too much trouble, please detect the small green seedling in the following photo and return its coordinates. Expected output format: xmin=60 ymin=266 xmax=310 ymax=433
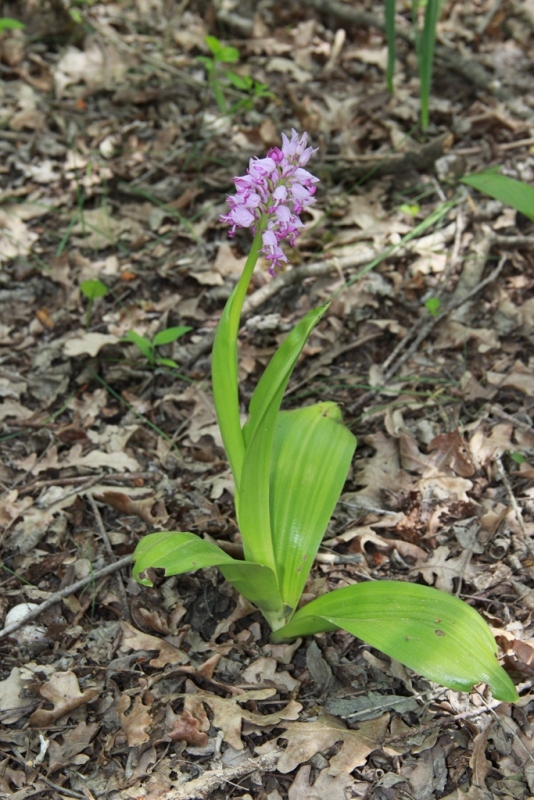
xmin=123 ymin=326 xmax=192 ymax=368
xmin=424 ymin=296 xmax=441 ymax=316
xmin=0 ymin=17 xmax=25 ymax=32
xmin=197 ymin=35 xmax=273 ymax=115
xmin=508 ymin=451 xmax=526 ymax=465
xmin=80 ymin=279 xmax=108 ymax=327
xmin=461 ymin=169 xmax=534 ymax=221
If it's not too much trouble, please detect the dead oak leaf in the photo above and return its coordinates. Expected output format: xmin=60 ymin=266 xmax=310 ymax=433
xmin=193 ymin=688 xmax=302 ymax=750
xmin=118 ymin=694 xmax=152 ymax=747
xmin=428 ymin=431 xmax=475 ymax=478
xmin=166 ymin=708 xmax=208 ymax=746
xmin=275 ymin=712 xmax=389 ymax=775
xmin=29 ymin=671 xmax=100 ymax=727
xmin=47 ymin=720 xmax=99 ymax=773
xmin=415 ymin=545 xmax=471 ymax=593
xmin=120 ymin=621 xmax=188 ymax=668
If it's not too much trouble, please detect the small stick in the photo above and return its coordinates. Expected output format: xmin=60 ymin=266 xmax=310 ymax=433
xmin=494 ymin=454 xmax=534 ymax=562
xmin=0 ymin=555 xmax=132 ymax=640
xmin=86 ymin=493 xmax=131 ymax=622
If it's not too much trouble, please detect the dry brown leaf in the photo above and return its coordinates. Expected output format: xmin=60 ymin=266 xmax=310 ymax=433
xmin=287 ymin=764 xmax=356 ymax=800
xmin=63 ymin=332 xmax=119 ymax=357
xmin=119 ymin=621 xmax=188 ymax=668
xmin=428 ymin=431 xmax=475 ymax=477
xmin=416 ymin=545 xmax=472 ymax=593
xmin=47 ymin=721 xmax=99 ymax=773
xmin=469 ymin=423 xmax=513 ymax=469
xmin=241 ymin=656 xmax=300 ymax=693
xmin=93 ymin=490 xmax=167 ymax=525
xmin=118 ymin=694 xmax=152 ymax=746
xmin=29 ymin=671 xmax=100 ymax=727
xmin=275 ymin=713 xmax=389 ymax=775
xmin=194 ymin=688 xmax=302 ymax=750
xmin=165 ymin=708 xmax=208 ymax=746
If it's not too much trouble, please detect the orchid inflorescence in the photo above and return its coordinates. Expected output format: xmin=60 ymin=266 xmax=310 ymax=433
xmin=132 ymin=130 xmax=518 ymax=703
xmin=220 ymin=129 xmax=319 ymax=274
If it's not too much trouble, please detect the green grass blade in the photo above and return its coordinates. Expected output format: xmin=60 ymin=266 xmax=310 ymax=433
xmin=461 ymin=170 xmax=534 ymax=221
xmin=272 ymin=581 xmax=518 ymax=701
xmin=418 ymin=0 xmax=440 ymax=129
xmin=385 ymin=0 xmax=396 ymax=93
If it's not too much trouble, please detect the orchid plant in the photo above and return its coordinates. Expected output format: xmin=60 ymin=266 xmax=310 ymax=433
xmin=132 ymin=131 xmax=517 ymax=702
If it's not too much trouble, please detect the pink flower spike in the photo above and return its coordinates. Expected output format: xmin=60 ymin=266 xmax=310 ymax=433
xmin=220 ymin=129 xmax=319 ymax=274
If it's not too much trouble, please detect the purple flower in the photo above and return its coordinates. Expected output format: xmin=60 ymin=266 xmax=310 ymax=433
xmin=220 ymin=129 xmax=319 ymax=275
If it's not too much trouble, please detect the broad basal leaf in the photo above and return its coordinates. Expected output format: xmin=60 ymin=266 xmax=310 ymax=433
xmin=132 ymin=530 xmax=284 ymax=615
xmin=461 ymin=170 xmax=534 ymax=221
xmin=271 ymin=581 xmax=518 ymax=702
xmin=237 ymin=305 xmax=330 ymax=583
xmin=269 ymin=402 xmax=356 ymax=618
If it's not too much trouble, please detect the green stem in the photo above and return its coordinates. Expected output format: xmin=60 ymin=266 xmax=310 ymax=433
xmin=212 ymin=230 xmax=262 ymax=494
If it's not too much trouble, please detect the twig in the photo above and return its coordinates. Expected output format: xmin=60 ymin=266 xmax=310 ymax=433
xmin=17 ymin=471 xmax=159 ymax=497
xmin=0 ymin=555 xmax=132 ymax=640
xmin=494 ymin=455 xmax=534 ymax=562
xmin=86 ymin=493 xmax=131 ymax=622
xmin=119 ymin=749 xmax=283 ymax=800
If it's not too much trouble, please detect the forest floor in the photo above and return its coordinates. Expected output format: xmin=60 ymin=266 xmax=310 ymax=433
xmin=1 ymin=1 xmax=534 ymax=798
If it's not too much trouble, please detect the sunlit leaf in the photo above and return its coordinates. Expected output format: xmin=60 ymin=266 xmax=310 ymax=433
xmin=123 ymin=330 xmax=153 ymax=361
xmin=461 ymin=169 xmax=534 ymax=221
xmin=212 ymin=234 xmax=262 ymax=490
xmin=132 ymin=531 xmax=284 ymax=615
xmin=80 ymin=279 xmax=108 ymax=300
xmin=270 ymin=403 xmax=356 ymax=614
xmin=272 ymin=580 xmax=518 ymax=702
xmin=153 ymin=326 xmax=192 ymax=347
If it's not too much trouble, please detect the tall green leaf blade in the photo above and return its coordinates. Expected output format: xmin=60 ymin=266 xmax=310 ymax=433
xmin=243 ymin=304 xmax=329 ymax=447
xmin=212 ymin=233 xmax=262 ymax=491
xmin=270 ymin=403 xmax=356 ymax=615
xmin=132 ymin=530 xmax=284 ymax=614
xmin=238 ymin=304 xmax=329 ymax=573
xmin=271 ymin=581 xmax=518 ymax=702
xmin=461 ymin=170 xmax=534 ymax=221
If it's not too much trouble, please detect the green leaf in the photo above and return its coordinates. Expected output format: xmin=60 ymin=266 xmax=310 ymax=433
xmin=244 ymin=305 xmax=329 ymax=447
xmin=155 ymin=357 xmax=179 ymax=368
xmin=424 ymin=296 xmax=441 ymax=316
xmin=153 ymin=326 xmax=192 ymax=347
xmin=132 ymin=531 xmax=284 ymax=617
xmin=205 ymin=35 xmax=223 ymax=56
xmin=123 ymin=330 xmax=154 ymax=362
xmin=80 ymin=279 xmax=108 ymax=300
xmin=238 ymin=305 xmax=330 ymax=575
xmin=212 ymin=232 xmax=262 ymax=491
xmin=226 ymin=72 xmax=251 ymax=91
xmin=461 ymin=170 xmax=534 ymax=221
xmin=271 ymin=580 xmax=518 ymax=702
xmin=270 ymin=403 xmax=356 ymax=615
xmin=0 ymin=17 xmax=25 ymax=31
xmin=218 ymin=46 xmax=240 ymax=63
